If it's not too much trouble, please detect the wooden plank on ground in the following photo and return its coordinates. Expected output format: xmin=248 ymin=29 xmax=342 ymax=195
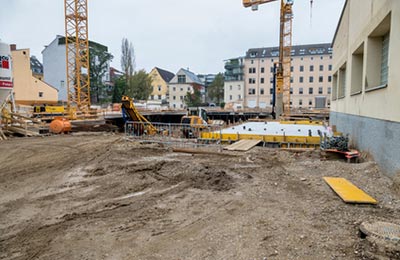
xmin=323 ymin=177 xmax=377 ymax=204
xmin=224 ymin=139 xmax=261 ymax=151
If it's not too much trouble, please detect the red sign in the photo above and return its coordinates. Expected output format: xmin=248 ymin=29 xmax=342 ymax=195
xmin=0 ymin=56 xmax=10 ymax=69
xmin=0 ymin=80 xmax=13 ymax=88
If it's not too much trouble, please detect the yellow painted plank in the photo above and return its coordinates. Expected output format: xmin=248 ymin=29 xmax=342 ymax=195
xmin=323 ymin=177 xmax=377 ymax=204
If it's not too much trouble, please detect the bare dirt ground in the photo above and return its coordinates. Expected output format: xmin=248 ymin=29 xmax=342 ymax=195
xmin=1 ymin=134 xmax=400 ymax=260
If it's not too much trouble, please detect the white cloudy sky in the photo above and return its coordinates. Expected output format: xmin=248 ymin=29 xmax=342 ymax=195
xmin=1 ymin=0 xmax=345 ymax=74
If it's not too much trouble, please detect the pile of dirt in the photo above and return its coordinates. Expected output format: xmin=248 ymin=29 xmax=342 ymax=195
xmin=180 ymin=166 xmax=234 ymax=191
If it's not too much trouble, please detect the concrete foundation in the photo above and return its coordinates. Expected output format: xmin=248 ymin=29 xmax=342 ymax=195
xmin=330 ymin=111 xmax=400 ymax=177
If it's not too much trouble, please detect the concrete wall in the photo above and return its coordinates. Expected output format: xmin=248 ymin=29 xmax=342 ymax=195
xmin=12 ymin=49 xmax=58 ymax=105
xmin=330 ymin=111 xmax=400 ymax=177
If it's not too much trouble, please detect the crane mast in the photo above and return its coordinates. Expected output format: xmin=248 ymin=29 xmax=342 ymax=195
xmin=64 ymin=0 xmax=90 ymax=116
xmin=243 ymin=0 xmax=293 ymax=117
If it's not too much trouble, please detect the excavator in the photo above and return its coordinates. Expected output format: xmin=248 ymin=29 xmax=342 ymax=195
xmin=121 ymin=95 xmax=158 ymax=135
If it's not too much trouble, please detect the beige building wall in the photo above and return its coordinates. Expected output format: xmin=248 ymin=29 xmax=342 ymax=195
xmin=331 ymin=0 xmax=400 ymax=122
xmin=224 ymin=81 xmax=244 ymax=104
xmin=243 ymin=47 xmax=333 ymax=109
xmin=330 ymin=0 xmax=400 ymax=177
xmin=12 ymin=49 xmax=58 ymax=105
xmin=149 ymin=68 xmax=168 ymax=101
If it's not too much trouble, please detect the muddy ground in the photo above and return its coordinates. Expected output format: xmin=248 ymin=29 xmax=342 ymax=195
xmin=0 ymin=134 xmax=399 ymax=260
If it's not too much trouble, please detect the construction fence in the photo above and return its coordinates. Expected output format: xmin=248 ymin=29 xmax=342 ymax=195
xmin=124 ymin=121 xmax=223 ymax=150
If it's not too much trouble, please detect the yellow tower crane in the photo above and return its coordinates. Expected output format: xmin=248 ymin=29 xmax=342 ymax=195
xmin=243 ymin=0 xmax=293 ymax=118
xmin=64 ymin=0 xmax=91 ymax=118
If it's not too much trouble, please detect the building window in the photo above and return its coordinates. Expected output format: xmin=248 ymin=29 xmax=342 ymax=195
xmin=300 ymin=65 xmax=304 ymax=72
xmin=261 ymin=67 xmax=265 ymax=73
xmin=151 ymin=95 xmax=154 ymax=100
xmin=366 ymin=13 xmax=391 ymax=90
xmin=299 ymin=76 xmax=304 ymax=83
xmin=309 ymin=76 xmax=314 ymax=83
xmin=229 ymin=95 xmax=232 ymax=100
xmin=249 ymin=67 xmax=256 ymax=74
xmin=270 ymin=67 xmax=274 ymax=73
xmin=248 ymin=88 xmax=256 ymax=95
xmin=318 ymin=87 xmax=323 ymax=94
xmin=173 ymin=87 xmax=176 ymax=91
xmin=338 ymin=64 xmax=347 ymax=98
xmin=290 ymin=77 xmax=293 ymax=83
xmin=310 ymin=65 xmax=314 ymax=72
xmin=320 ymin=56 xmax=324 ymax=60
xmin=38 ymin=92 xmax=43 ymax=98
xmin=230 ymin=85 xmax=233 ymax=90
xmin=158 ymin=85 xmax=162 ymax=91
xmin=249 ymin=78 xmax=256 ymax=84
xmin=329 ymin=65 xmax=332 ymax=71
xmin=328 ymin=76 xmax=332 ymax=82
xmin=260 ymin=88 xmax=264 ymax=95
xmin=311 ymin=57 xmax=314 ymax=60
xmin=290 ymin=66 xmax=294 ymax=72
xmin=299 ymin=87 xmax=303 ymax=94
xmin=180 ymin=96 xmax=183 ymax=100
xmin=178 ymin=75 xmax=186 ymax=83
xmin=327 ymin=99 xmax=331 ymax=106
xmin=158 ymin=95 xmax=161 ymax=99
xmin=290 ymin=88 xmax=293 ymax=94
xmin=351 ymin=43 xmax=364 ymax=95
xmin=309 ymin=87 xmax=313 ymax=94
xmin=187 ymin=87 xmax=190 ymax=91
xmin=180 ymin=87 xmax=183 ymax=91
xmin=238 ymin=94 xmax=241 ymax=99
xmin=251 ymin=60 xmax=254 ymax=64
xmin=309 ymin=100 xmax=313 ymax=106
xmin=319 ymin=65 xmax=323 ymax=71
xmin=260 ymin=78 xmax=265 ymax=84
xmin=180 ymin=104 xmax=183 ymax=108
xmin=238 ymin=85 xmax=241 ymax=90
xmin=60 ymin=80 xmax=65 ymax=88
xmin=173 ymin=96 xmax=176 ymax=100
xmin=270 ymin=88 xmax=273 ymax=94
xmin=328 ymin=87 xmax=331 ymax=94
xmin=173 ymin=104 xmax=176 ymax=108
xmin=299 ymin=99 xmax=303 ymax=106
xmin=319 ymin=76 xmax=323 ymax=83
xmin=332 ymin=73 xmax=338 ymax=101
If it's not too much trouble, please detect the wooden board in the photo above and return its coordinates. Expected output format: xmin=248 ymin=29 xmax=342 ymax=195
xmin=224 ymin=139 xmax=261 ymax=151
xmin=324 ymin=177 xmax=377 ymax=204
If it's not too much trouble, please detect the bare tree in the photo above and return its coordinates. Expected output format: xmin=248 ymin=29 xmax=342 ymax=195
xmin=121 ymin=38 xmax=135 ymax=90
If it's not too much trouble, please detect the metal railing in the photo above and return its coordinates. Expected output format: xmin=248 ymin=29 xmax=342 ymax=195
xmin=124 ymin=121 xmax=223 ymax=150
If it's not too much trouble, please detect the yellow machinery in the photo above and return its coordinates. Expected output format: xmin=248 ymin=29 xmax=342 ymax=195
xmin=243 ymin=0 xmax=294 ymax=117
xmin=121 ymin=96 xmax=157 ymax=135
xmin=34 ymin=105 xmax=65 ymax=114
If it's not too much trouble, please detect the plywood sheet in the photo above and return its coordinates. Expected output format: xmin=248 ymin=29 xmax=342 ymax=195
xmin=324 ymin=177 xmax=377 ymax=204
xmin=224 ymin=139 xmax=261 ymax=151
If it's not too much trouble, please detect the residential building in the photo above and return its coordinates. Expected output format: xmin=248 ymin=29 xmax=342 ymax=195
xmin=42 ymin=35 xmax=111 ymax=101
xmin=223 ymin=57 xmax=245 ymax=105
xmin=330 ymin=0 xmax=400 ymax=177
xmin=197 ymin=73 xmax=216 ymax=102
xmin=149 ymin=67 xmax=174 ymax=104
xmin=243 ymin=43 xmax=333 ymax=109
xmin=168 ymin=68 xmax=204 ymax=109
xmin=11 ymin=47 xmax=58 ymax=105
xmin=30 ymin=56 xmax=43 ymax=81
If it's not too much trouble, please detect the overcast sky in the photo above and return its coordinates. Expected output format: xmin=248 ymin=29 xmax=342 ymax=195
xmin=1 ymin=0 xmax=345 ymax=74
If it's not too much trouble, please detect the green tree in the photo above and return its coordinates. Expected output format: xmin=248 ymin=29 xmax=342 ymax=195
xmin=208 ymin=73 xmax=224 ymax=104
xmin=89 ymin=47 xmax=113 ymax=104
xmin=121 ymin=38 xmax=135 ymax=93
xmin=184 ymin=87 xmax=202 ymax=107
xmin=112 ymin=76 xmax=127 ymax=103
xmin=127 ymin=69 xmax=152 ymax=100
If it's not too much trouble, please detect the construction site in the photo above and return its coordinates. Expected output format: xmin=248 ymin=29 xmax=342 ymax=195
xmin=1 ymin=0 xmax=400 ymax=259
